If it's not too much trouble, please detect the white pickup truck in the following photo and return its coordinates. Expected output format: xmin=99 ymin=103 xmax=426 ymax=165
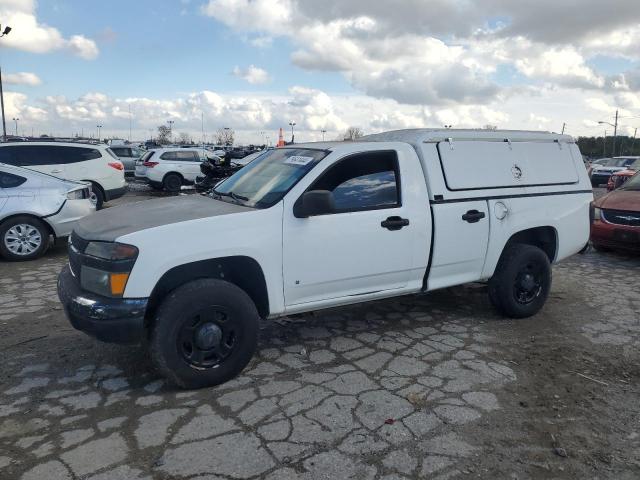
xmin=58 ymin=129 xmax=593 ymax=388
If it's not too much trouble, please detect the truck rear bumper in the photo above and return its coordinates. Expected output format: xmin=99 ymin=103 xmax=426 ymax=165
xmin=57 ymin=265 xmax=148 ymax=344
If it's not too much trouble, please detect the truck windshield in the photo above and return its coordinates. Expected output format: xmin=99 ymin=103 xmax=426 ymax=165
xmin=211 ymin=148 xmax=328 ymax=208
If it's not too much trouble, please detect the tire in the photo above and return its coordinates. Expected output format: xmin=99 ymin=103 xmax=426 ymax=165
xmin=149 ymin=278 xmax=260 ymax=389
xmin=488 ymin=244 xmax=551 ymax=319
xmin=163 ymin=173 xmax=182 ymax=193
xmin=0 ymin=216 xmax=50 ymax=261
xmin=91 ymin=183 xmax=105 ymax=210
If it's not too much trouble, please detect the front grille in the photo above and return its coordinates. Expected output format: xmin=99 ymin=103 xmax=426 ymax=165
xmin=602 ymin=209 xmax=640 ymax=227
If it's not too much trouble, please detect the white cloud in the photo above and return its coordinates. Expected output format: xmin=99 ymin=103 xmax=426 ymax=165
xmin=202 ymin=0 xmax=640 ymax=107
xmin=0 ymin=0 xmax=99 ymax=59
xmin=3 ymin=71 xmax=41 ymax=86
xmin=232 ymin=65 xmax=271 ymax=84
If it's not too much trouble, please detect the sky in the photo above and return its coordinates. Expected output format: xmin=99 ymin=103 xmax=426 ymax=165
xmin=0 ymin=0 xmax=639 ymax=144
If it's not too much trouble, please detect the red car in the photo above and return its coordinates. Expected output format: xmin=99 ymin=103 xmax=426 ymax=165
xmin=607 ymin=159 xmax=640 ymax=191
xmin=591 ymin=171 xmax=640 ymax=253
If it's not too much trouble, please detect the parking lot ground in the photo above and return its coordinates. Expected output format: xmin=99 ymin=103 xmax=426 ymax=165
xmin=1 ymin=187 xmax=639 ymax=479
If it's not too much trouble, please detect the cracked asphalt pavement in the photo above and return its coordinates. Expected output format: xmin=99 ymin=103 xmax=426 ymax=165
xmin=1 ymin=187 xmax=639 ymax=479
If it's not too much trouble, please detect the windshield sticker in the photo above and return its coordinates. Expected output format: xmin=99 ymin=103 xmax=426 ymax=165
xmin=284 ymin=155 xmax=315 ymax=166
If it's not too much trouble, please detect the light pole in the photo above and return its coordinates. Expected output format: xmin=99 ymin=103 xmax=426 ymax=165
xmin=598 ymin=109 xmax=618 ymax=156
xmin=12 ymin=117 xmax=18 ymax=136
xmin=0 ymin=24 xmax=12 ymax=142
xmin=167 ymin=120 xmax=174 ymax=143
xmin=321 ymin=129 xmax=327 ymax=141
xmin=96 ymin=125 xmax=103 ymax=141
xmin=289 ymin=121 xmax=296 ymax=143
xmin=629 ymin=127 xmax=638 ymax=155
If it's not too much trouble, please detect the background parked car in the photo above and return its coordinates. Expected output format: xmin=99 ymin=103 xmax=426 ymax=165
xmin=134 ymin=147 xmax=218 ymax=192
xmin=110 ymin=145 xmax=146 ymax=175
xmin=607 ymin=159 xmax=640 ymax=191
xmin=591 ymin=171 xmax=640 ymax=253
xmin=590 ymin=156 xmax=639 ymax=187
xmin=0 ymin=163 xmax=95 ymax=260
xmin=0 ymin=141 xmax=126 ymax=209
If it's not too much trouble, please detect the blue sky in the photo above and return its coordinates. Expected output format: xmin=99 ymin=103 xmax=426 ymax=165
xmin=0 ymin=0 xmax=639 ymax=142
xmin=5 ymin=0 xmax=354 ymax=100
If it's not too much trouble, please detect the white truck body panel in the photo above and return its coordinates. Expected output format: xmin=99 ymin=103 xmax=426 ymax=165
xmin=94 ymin=128 xmax=592 ymax=318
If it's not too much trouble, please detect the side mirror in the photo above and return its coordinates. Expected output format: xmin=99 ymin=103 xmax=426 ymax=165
xmin=294 ymin=190 xmax=335 ymax=218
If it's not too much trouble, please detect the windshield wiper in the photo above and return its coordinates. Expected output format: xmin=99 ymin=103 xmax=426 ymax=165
xmin=212 ymin=189 xmax=249 ymax=202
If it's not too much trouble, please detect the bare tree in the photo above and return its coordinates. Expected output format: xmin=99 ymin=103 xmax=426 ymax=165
xmin=215 ymin=128 xmax=235 ymax=146
xmin=342 ymin=126 xmax=364 ymax=141
xmin=178 ymin=132 xmax=192 ymax=145
xmin=157 ymin=125 xmax=171 ymax=145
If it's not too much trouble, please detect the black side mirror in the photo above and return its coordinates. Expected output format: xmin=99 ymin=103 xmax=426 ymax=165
xmin=294 ymin=190 xmax=335 ymax=218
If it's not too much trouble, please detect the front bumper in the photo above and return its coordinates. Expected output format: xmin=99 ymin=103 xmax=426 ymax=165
xmin=591 ymin=221 xmax=640 ymax=252
xmin=104 ymin=185 xmax=128 ymax=201
xmin=46 ymin=199 xmax=96 ymax=238
xmin=57 ymin=265 xmax=148 ymax=344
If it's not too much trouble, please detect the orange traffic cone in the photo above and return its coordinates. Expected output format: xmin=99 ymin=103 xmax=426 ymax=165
xmin=277 ymin=128 xmax=285 ymax=147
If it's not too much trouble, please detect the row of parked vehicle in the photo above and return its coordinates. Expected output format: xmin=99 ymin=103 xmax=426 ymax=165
xmin=587 ymin=156 xmax=639 ymax=189
xmin=0 ymin=139 xmax=269 ymax=260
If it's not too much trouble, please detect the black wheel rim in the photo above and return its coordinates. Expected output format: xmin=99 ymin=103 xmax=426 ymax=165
xmin=177 ymin=306 xmax=237 ymax=369
xmin=513 ymin=262 xmax=543 ymax=305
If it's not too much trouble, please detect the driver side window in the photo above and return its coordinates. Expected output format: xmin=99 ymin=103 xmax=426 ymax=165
xmin=310 ymin=151 xmax=401 ymax=212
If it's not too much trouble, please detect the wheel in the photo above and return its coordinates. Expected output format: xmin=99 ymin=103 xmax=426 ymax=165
xmin=0 ymin=216 xmax=50 ymax=261
xmin=149 ymin=278 xmax=260 ymax=389
xmin=163 ymin=173 xmax=182 ymax=192
xmin=488 ymin=244 xmax=551 ymax=319
xmin=91 ymin=183 xmax=105 ymax=210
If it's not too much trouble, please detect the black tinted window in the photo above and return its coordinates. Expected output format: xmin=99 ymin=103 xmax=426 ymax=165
xmin=175 ymin=151 xmax=200 ymax=161
xmin=111 ymin=147 xmax=129 ymax=157
xmin=4 ymin=145 xmax=101 ymax=166
xmin=0 ymin=146 xmax=18 ymax=165
xmin=0 ymin=171 xmax=27 ymax=188
xmin=311 ymin=151 xmax=400 ymax=212
xmin=160 ymin=151 xmax=177 ymax=160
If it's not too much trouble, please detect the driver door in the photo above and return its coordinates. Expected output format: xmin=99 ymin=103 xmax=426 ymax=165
xmin=282 ymin=149 xmax=415 ymax=308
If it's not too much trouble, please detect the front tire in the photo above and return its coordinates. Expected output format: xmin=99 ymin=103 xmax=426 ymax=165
xmin=149 ymin=279 xmax=259 ymax=389
xmin=0 ymin=216 xmax=50 ymax=261
xmin=488 ymin=244 xmax=551 ymax=318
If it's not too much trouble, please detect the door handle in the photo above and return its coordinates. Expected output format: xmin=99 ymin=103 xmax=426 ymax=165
xmin=51 ymin=169 xmax=62 ymax=174
xmin=381 ymin=216 xmax=410 ymax=231
xmin=462 ymin=210 xmax=486 ymax=223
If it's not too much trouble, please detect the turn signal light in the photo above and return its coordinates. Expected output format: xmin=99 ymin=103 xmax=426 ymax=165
xmin=110 ymin=272 xmax=130 ymax=296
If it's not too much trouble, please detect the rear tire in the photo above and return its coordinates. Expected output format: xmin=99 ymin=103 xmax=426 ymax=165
xmin=0 ymin=216 xmax=50 ymax=261
xmin=149 ymin=279 xmax=259 ymax=389
xmin=488 ymin=244 xmax=551 ymax=319
xmin=91 ymin=183 xmax=105 ymax=210
xmin=163 ymin=173 xmax=182 ymax=192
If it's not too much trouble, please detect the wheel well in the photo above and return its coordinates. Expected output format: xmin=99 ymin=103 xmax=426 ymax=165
xmin=504 ymin=226 xmax=557 ymax=262
xmin=163 ymin=172 xmax=183 ymax=182
xmin=145 ymin=256 xmax=270 ymax=324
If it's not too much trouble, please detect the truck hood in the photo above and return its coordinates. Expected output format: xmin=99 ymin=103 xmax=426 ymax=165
xmin=594 ymin=190 xmax=640 ymax=212
xmin=74 ymin=194 xmax=251 ymax=242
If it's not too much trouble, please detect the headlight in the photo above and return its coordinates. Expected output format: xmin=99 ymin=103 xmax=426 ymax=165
xmin=85 ymin=242 xmax=138 ymax=260
xmin=593 ymin=207 xmax=601 ymax=221
xmin=66 ymin=189 xmax=84 ymax=200
xmin=80 ymin=242 xmax=138 ymax=297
